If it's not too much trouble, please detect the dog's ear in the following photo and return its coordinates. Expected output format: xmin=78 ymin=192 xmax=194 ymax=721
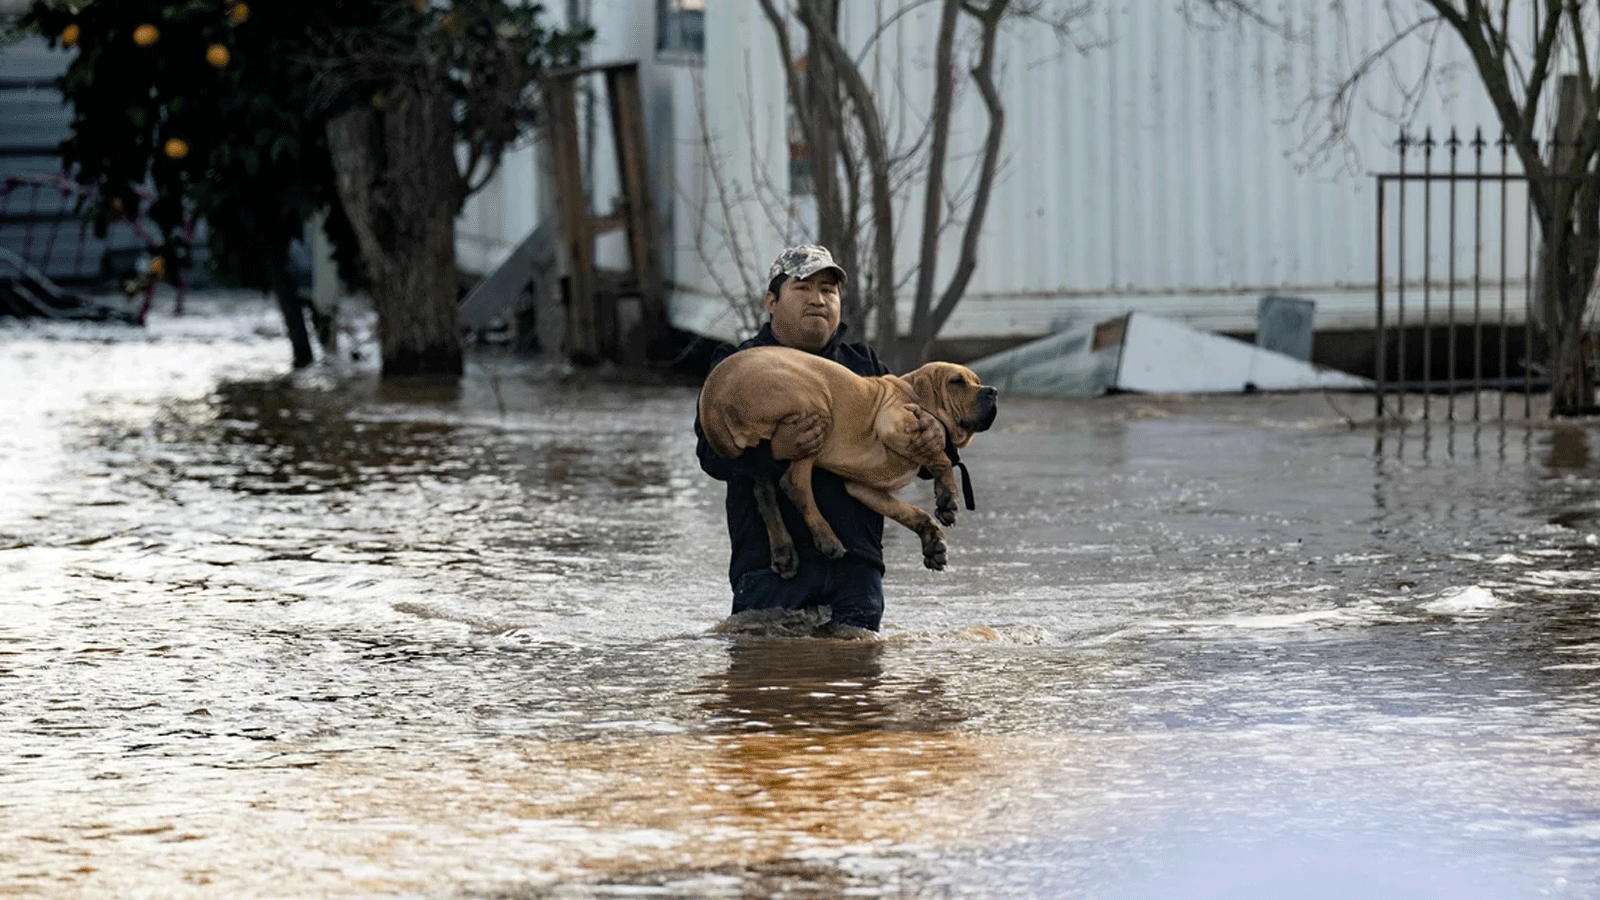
xmin=908 ymin=363 xmax=977 ymax=448
xmin=932 ymin=364 xmax=988 ymax=449
xmin=903 ymin=363 xmax=946 ymax=410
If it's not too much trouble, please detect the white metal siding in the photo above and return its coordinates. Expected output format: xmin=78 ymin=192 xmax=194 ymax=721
xmin=457 ymin=1 xmax=1540 ymax=345
xmin=659 ymin=1 xmax=1530 ymax=343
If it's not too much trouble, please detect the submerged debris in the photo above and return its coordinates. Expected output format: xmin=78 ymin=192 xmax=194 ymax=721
xmin=0 ymin=248 xmax=140 ymax=324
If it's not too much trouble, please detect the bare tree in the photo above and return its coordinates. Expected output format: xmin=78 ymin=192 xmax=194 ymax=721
xmin=1204 ymin=0 xmax=1600 ymax=414
xmin=751 ymin=0 xmax=1089 ymax=371
xmin=1424 ymin=1 xmax=1600 ymax=415
xmin=676 ymin=65 xmax=803 ymax=339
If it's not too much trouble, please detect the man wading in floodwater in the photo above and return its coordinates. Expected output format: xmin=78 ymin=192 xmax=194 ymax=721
xmin=693 ymin=244 xmax=945 ymax=637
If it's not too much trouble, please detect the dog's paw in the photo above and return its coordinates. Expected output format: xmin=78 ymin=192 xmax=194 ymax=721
xmin=935 ymin=491 xmax=959 ymax=527
xmin=921 ymin=535 xmax=948 ymax=571
xmin=771 ymin=544 xmax=800 ymax=579
xmin=816 ymin=533 xmax=846 ymax=560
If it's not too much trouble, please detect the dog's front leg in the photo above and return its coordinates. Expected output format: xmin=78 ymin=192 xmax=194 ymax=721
xmin=883 ymin=403 xmax=958 ymax=526
xmin=843 ymin=482 xmax=948 ymax=571
xmin=927 ymin=463 xmax=959 ymax=527
xmin=779 ymin=457 xmax=846 ymax=560
xmin=752 ymin=477 xmax=800 ymax=578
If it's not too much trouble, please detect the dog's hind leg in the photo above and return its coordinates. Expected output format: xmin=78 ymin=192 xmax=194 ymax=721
xmin=753 ymin=477 xmax=800 ymax=578
xmin=779 ymin=457 xmax=846 ymax=560
xmin=843 ymin=482 xmax=948 ymax=571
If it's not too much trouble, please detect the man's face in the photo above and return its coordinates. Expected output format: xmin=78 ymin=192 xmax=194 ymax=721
xmin=767 ymin=271 xmax=842 ymax=353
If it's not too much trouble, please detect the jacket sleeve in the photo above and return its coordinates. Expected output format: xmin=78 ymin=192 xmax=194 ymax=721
xmin=695 ymin=342 xmax=786 ymax=482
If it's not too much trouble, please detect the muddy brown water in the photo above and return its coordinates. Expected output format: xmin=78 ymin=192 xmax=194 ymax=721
xmin=3 ymin=295 xmax=1599 ymax=898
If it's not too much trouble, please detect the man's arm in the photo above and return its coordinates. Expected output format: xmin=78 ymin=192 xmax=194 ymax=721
xmin=861 ymin=343 xmax=945 ymax=470
xmin=698 ymin=405 xmax=826 ymax=480
xmin=696 ymin=418 xmax=785 ymax=482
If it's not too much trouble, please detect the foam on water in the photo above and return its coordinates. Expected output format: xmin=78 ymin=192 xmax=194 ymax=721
xmin=1421 ymin=584 xmax=1513 ymax=616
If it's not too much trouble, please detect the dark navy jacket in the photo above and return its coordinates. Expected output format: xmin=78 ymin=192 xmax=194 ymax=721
xmin=695 ymin=322 xmax=890 ymax=586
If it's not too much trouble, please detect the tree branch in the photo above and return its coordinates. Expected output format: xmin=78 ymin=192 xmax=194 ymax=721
xmin=928 ymin=0 xmax=1008 ymax=339
xmin=909 ymin=0 xmax=962 ymax=345
xmin=797 ymin=0 xmax=899 ymax=353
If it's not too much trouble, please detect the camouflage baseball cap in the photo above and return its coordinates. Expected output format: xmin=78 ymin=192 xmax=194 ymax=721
xmin=768 ymin=244 xmax=847 ymax=283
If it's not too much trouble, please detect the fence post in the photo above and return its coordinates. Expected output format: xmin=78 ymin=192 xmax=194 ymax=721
xmin=1472 ymin=128 xmax=1486 ymax=419
xmin=1445 ymin=130 xmax=1462 ymax=417
xmin=1422 ymin=128 xmax=1435 ymax=418
xmin=1375 ymin=172 xmax=1387 ymax=420
xmin=1397 ymin=130 xmax=1410 ymax=418
xmin=1498 ymin=131 xmax=1511 ymax=419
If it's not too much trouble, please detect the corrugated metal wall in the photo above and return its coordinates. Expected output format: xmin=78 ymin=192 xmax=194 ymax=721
xmin=657 ymin=1 xmax=1524 ymax=344
xmin=459 ymin=1 xmax=1535 ymax=346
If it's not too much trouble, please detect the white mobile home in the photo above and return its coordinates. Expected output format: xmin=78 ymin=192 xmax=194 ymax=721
xmin=0 ymin=1 xmax=1540 ymax=374
xmin=461 ymin=1 xmax=1533 ymax=367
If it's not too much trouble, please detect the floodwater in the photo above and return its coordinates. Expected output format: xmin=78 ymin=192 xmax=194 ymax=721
xmin=4 ymin=295 xmax=1600 ymax=899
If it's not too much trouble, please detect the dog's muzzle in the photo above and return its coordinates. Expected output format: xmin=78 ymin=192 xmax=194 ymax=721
xmin=972 ymin=386 xmax=999 ymax=432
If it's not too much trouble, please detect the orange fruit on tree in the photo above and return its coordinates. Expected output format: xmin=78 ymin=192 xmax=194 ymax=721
xmin=148 ymin=256 xmax=166 ymax=277
xmin=206 ymin=44 xmax=230 ymax=68
xmin=133 ymin=24 xmax=159 ymax=47
xmin=60 ymin=24 xmax=79 ymax=47
xmin=164 ymin=138 xmax=189 ymax=160
xmin=229 ymin=3 xmax=249 ymax=24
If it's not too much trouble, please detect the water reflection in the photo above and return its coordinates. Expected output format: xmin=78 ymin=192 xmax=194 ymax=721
xmin=204 ymin=378 xmax=475 ymax=494
xmin=1545 ymin=425 xmax=1592 ymax=472
xmin=695 ymin=640 xmax=967 ymax=736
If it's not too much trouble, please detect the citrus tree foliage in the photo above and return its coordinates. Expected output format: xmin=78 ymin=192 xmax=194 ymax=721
xmin=22 ymin=1 xmax=589 ymax=371
xmin=26 ymin=0 xmax=342 ymax=292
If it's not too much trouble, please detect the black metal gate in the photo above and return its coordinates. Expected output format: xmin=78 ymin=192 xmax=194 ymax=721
xmin=1374 ymin=128 xmax=1600 ymax=421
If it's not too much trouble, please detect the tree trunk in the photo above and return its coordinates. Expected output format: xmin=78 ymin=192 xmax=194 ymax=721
xmin=801 ymin=0 xmax=853 ymax=327
xmin=325 ymin=83 xmax=464 ymax=378
xmin=798 ymin=2 xmax=896 ymax=367
xmin=906 ymin=0 xmax=962 ymax=366
xmin=1541 ymin=75 xmax=1599 ymax=415
xmin=1546 ymin=218 xmax=1600 ymax=415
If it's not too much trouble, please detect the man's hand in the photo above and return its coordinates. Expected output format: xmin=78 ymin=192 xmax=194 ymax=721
xmin=906 ymin=406 xmax=946 ymax=463
xmin=770 ymin=412 xmax=827 ymax=461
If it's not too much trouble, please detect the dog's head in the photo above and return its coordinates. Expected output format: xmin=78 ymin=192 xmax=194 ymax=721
xmin=904 ymin=362 xmax=999 ymax=450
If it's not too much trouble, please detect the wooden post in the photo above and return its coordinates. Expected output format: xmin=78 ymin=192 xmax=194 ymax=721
xmin=605 ymin=64 xmax=670 ymax=364
xmin=544 ymin=61 xmax=668 ymax=367
xmin=545 ymin=75 xmax=599 ymax=364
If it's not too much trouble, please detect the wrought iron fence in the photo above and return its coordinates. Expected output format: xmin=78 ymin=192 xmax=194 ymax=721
xmin=0 ymin=74 xmax=150 ymax=290
xmin=1 ymin=75 xmax=200 ymax=320
xmin=1374 ymin=127 xmax=1600 ymax=421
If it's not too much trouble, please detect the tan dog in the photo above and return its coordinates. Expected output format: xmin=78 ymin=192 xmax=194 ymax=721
xmin=698 ymin=345 xmax=999 ymax=576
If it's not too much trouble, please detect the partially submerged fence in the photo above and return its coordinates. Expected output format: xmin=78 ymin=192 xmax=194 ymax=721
xmin=0 ymin=75 xmax=149 ymax=291
xmin=1 ymin=75 xmax=193 ymax=320
xmin=1374 ymin=128 xmax=1600 ymax=421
